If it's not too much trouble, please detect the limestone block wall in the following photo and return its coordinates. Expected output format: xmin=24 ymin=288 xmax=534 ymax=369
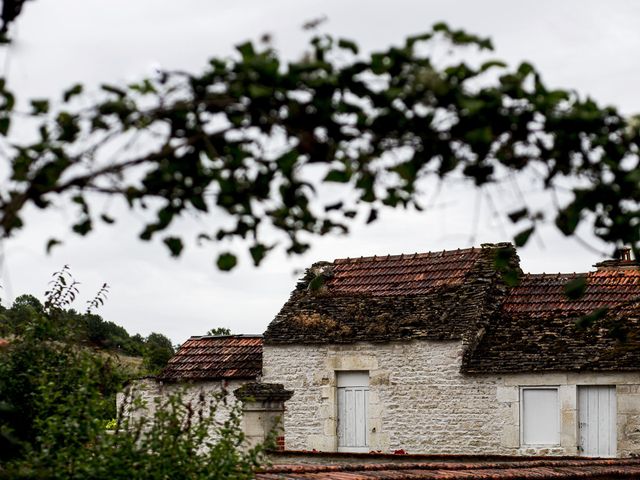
xmin=262 ymin=341 xmax=640 ymax=456
xmin=116 ymin=378 xmax=244 ymax=434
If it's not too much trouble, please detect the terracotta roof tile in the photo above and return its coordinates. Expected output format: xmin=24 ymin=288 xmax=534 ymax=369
xmin=159 ymin=335 xmax=262 ymax=381
xmin=256 ymin=458 xmax=640 ymax=479
xmin=326 ymin=248 xmax=485 ymax=296
xmin=264 ymin=244 xmax=519 ymax=344
xmin=503 ymin=269 xmax=640 ymax=315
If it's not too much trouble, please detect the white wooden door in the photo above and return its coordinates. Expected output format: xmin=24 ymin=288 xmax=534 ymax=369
xmin=337 ymin=371 xmax=369 ymax=452
xmin=578 ymin=386 xmax=617 ymax=457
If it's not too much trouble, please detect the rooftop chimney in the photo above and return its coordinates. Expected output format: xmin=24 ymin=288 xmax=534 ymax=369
xmin=594 ymin=247 xmax=638 ymax=271
xmin=616 ymin=247 xmax=632 ymax=262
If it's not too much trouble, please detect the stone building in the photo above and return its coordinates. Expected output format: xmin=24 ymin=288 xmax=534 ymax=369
xmin=262 ymin=243 xmax=640 ymax=457
xmin=118 ymin=334 xmax=291 ymax=448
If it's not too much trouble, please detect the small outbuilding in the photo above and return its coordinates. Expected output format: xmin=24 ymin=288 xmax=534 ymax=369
xmin=118 ymin=334 xmax=291 ymax=448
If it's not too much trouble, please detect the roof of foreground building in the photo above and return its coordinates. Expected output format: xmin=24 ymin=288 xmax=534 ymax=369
xmin=256 ymin=457 xmax=640 ymax=479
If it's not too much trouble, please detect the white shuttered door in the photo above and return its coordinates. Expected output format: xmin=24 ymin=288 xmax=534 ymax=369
xmin=578 ymin=386 xmax=616 ymax=457
xmin=337 ymin=371 xmax=369 ymax=452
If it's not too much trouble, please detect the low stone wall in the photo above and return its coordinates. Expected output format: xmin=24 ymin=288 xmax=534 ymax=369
xmin=116 ymin=378 xmax=244 ymax=436
xmin=262 ymin=340 xmax=640 ymax=456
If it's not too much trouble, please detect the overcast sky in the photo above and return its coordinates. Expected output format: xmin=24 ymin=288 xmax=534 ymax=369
xmin=1 ymin=0 xmax=639 ymax=344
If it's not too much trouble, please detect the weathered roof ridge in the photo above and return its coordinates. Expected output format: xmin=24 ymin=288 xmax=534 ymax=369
xmin=188 ymin=334 xmax=263 ymax=339
xmin=521 ymin=272 xmax=582 ymax=278
xmin=332 ymin=246 xmax=479 ymax=265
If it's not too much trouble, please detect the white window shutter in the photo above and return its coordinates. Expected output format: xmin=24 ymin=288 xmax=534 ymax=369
xmin=521 ymin=387 xmax=559 ymax=445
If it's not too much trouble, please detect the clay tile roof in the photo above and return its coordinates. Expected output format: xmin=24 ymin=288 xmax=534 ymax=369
xmin=264 ymin=244 xmax=517 ymax=344
xmin=327 ymin=247 xmax=484 ymax=296
xmin=503 ymin=269 xmax=640 ymax=315
xmin=159 ymin=335 xmax=262 ymax=381
xmin=256 ymin=458 xmax=640 ymax=479
xmin=464 ymin=266 xmax=640 ymax=374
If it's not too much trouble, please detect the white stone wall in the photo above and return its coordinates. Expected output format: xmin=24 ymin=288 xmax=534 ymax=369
xmin=262 ymin=340 xmax=640 ymax=456
xmin=116 ymin=378 xmax=244 ymax=436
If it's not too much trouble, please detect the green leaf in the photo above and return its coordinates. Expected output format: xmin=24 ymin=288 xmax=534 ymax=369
xmin=514 ymin=227 xmax=534 ymax=247
xmin=338 ymin=38 xmax=359 ymax=54
xmin=507 ymin=208 xmax=528 ymax=223
xmin=432 ymin=22 xmax=450 ymax=33
xmin=56 ymin=112 xmax=80 ymax=142
xmin=324 ymin=169 xmax=351 ymax=183
xmin=324 ymin=201 xmax=343 ymax=212
xmin=63 ymin=84 xmax=83 ymax=102
xmin=517 ymin=62 xmax=535 ymax=77
xmin=190 ymin=194 xmax=208 ymax=212
xmin=479 ymin=60 xmax=507 ymax=72
xmin=249 ymin=243 xmax=271 ymax=266
xmin=101 ymin=84 xmax=127 ymax=97
xmin=575 ymin=307 xmax=608 ymax=330
xmin=366 ymin=208 xmax=378 ymax=224
xmin=248 ymin=84 xmax=271 ymax=99
xmin=72 ymin=218 xmax=92 ymax=236
xmin=308 ymin=274 xmax=325 ymax=291
xmin=128 ymin=79 xmax=157 ymax=95
xmin=0 ymin=116 xmax=9 ymax=135
xmin=501 ymin=268 xmax=520 ymax=287
xmin=236 ymin=41 xmax=255 ymax=60
xmin=555 ymin=204 xmax=582 ymax=235
xmin=405 ymin=33 xmax=433 ymax=48
xmin=216 ymin=252 xmax=238 ymax=271
xmin=564 ymin=276 xmax=587 ymax=300
xmin=100 ymin=214 xmax=115 ymax=224
xmin=46 ymin=238 xmax=62 ymax=254
xmin=163 ymin=237 xmax=184 ymax=257
xmin=30 ymin=99 xmax=50 ymax=115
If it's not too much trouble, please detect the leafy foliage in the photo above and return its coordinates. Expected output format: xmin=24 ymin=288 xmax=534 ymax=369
xmin=0 ymin=24 xmax=637 ymax=268
xmin=0 ymin=298 xmax=127 ymax=463
xmin=142 ymin=332 xmax=175 ymax=374
xmin=0 ymin=280 xmax=267 ymax=479
xmin=207 ymin=327 xmax=232 ymax=336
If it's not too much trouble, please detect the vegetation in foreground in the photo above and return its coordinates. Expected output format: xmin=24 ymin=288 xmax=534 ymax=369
xmin=0 ymin=270 xmax=266 ymax=479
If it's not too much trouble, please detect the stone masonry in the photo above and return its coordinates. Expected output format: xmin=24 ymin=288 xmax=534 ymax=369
xmin=263 ymin=340 xmax=640 ymax=456
xmin=116 ymin=378 xmax=245 ymax=430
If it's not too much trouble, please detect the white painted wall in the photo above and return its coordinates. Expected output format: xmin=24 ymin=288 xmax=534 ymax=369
xmin=262 ymin=340 xmax=640 ymax=456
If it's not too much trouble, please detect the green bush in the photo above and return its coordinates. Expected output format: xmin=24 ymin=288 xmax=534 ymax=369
xmin=0 ymin=295 xmax=268 ymax=479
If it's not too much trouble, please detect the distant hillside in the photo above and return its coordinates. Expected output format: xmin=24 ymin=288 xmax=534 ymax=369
xmin=0 ymin=294 xmax=174 ymax=374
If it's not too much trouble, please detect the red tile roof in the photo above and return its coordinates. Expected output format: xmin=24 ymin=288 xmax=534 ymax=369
xmin=159 ymin=335 xmax=262 ymax=381
xmin=503 ymin=269 xmax=640 ymax=315
xmin=326 ymin=248 xmax=486 ymax=296
xmin=256 ymin=458 xmax=640 ymax=479
xmin=266 ymin=245 xmax=510 ymax=344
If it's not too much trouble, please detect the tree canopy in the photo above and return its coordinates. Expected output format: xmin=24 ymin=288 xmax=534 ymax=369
xmin=0 ymin=24 xmax=637 ymax=269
